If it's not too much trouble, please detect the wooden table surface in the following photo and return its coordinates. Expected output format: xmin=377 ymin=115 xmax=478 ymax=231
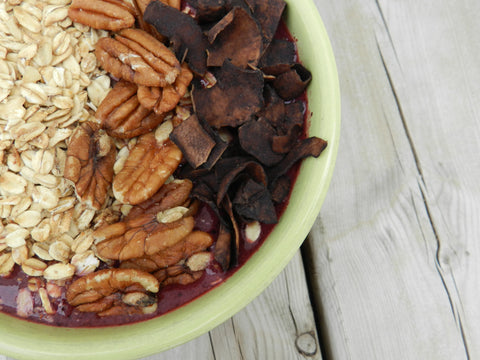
xmin=3 ymin=0 xmax=479 ymax=359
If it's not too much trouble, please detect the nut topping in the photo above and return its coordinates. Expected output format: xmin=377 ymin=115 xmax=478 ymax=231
xmin=112 ymin=131 xmax=183 ymax=205
xmin=95 ymin=80 xmax=165 ymax=139
xmin=64 ymin=122 xmax=117 ymax=210
xmin=95 ymin=28 xmax=181 ymax=87
xmin=68 ymin=0 xmax=136 ymax=31
xmin=94 ymin=213 xmax=195 ymax=260
xmin=120 ymin=230 xmax=213 ymax=271
xmin=66 ymin=268 xmax=159 ymax=315
xmin=137 ymin=63 xmax=193 ymax=115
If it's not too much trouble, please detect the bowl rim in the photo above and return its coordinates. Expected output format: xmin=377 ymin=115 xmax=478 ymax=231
xmin=0 ymin=0 xmax=340 ymax=358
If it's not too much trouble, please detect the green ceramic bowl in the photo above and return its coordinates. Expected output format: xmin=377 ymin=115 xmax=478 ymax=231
xmin=0 ymin=0 xmax=340 ymax=358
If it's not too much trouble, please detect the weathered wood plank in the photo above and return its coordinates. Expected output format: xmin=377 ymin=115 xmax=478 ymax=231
xmin=142 ymin=251 xmax=321 ymax=360
xmin=305 ymin=0 xmax=480 ymax=359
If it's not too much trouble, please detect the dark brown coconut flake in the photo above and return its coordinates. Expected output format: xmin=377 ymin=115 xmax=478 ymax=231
xmin=215 ymin=157 xmax=268 ymax=206
xmin=238 ymin=118 xmax=284 ymax=166
xmin=258 ymin=38 xmax=296 ymax=75
xmin=144 ymin=0 xmax=208 ymax=75
xmin=269 ymin=137 xmax=328 ymax=182
xmin=213 ymin=223 xmax=232 ymax=270
xmin=232 ymin=179 xmax=277 ymax=224
xmin=170 ymin=114 xmax=216 ymax=168
xmin=192 ymin=60 xmax=264 ymax=128
xmin=206 ymin=6 xmax=263 ymax=68
xmin=244 ymin=0 xmax=286 ymax=47
xmin=257 ymin=85 xmax=285 ymax=129
xmin=187 ymin=0 xmax=227 ymax=23
xmin=272 ymin=63 xmax=312 ymax=100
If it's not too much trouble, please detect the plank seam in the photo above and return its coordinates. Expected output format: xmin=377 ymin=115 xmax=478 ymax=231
xmin=376 ymin=41 xmax=471 ymax=360
xmin=301 ymin=239 xmax=341 ymax=360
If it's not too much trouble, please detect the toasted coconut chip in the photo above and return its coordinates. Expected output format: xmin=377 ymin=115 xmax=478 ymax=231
xmin=206 ymin=7 xmax=263 ymax=68
xmin=259 ymin=39 xmax=296 ymax=75
xmin=213 ymin=222 xmax=232 ymax=271
xmin=273 ymin=64 xmax=312 ymax=100
xmin=220 ymin=195 xmax=240 ymax=267
xmin=244 ymin=0 xmax=286 ymax=47
xmin=144 ymin=0 xmax=208 ymax=75
xmin=215 ymin=157 xmax=267 ymax=206
xmin=201 ymin=129 xmax=229 ymax=170
xmin=282 ymin=101 xmax=305 ymax=133
xmin=232 ymin=179 xmax=277 ymax=224
xmin=271 ymin=125 xmax=303 ymax=154
xmin=192 ymin=60 xmax=264 ymax=128
xmin=268 ymin=137 xmax=328 ymax=182
xmin=169 ymin=115 xmax=216 ymax=168
xmin=238 ymin=118 xmax=284 ymax=166
xmin=257 ymin=85 xmax=285 ymax=129
xmin=269 ymin=175 xmax=291 ymax=204
xmin=188 ymin=0 xmax=227 ymax=22
xmin=190 ymin=181 xmax=219 ymax=216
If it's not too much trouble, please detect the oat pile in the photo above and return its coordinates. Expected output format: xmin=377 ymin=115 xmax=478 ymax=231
xmin=0 ymin=0 xmax=112 ymax=288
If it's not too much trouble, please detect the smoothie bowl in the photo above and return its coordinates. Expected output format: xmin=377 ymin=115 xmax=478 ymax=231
xmin=0 ymin=0 xmax=339 ymax=357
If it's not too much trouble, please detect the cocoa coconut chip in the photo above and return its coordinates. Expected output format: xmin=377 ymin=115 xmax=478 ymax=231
xmin=169 ymin=114 xmax=216 ymax=168
xmin=257 ymin=85 xmax=285 ymax=129
xmin=269 ymin=175 xmax=291 ymax=203
xmin=192 ymin=60 xmax=264 ymax=128
xmin=272 ymin=63 xmax=312 ymax=100
xmin=268 ymin=136 xmax=328 ymax=182
xmin=258 ymin=39 xmax=296 ymax=75
xmin=244 ymin=0 xmax=286 ymax=47
xmin=283 ymin=101 xmax=305 ymax=133
xmin=271 ymin=126 xmax=303 ymax=154
xmin=214 ymin=223 xmax=232 ymax=270
xmin=232 ymin=179 xmax=277 ymax=224
xmin=220 ymin=195 xmax=240 ymax=266
xmin=144 ymin=0 xmax=208 ymax=75
xmin=187 ymin=0 xmax=227 ymax=23
xmin=238 ymin=118 xmax=284 ymax=166
xmin=206 ymin=7 xmax=263 ymax=68
xmin=215 ymin=157 xmax=268 ymax=206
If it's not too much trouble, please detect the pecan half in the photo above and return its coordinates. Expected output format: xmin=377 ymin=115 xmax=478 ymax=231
xmin=125 ymin=179 xmax=193 ymax=220
xmin=68 ymin=0 xmax=137 ymax=31
xmin=64 ymin=122 xmax=116 ymax=210
xmin=94 ymin=213 xmax=195 ymax=260
xmin=112 ymin=131 xmax=183 ymax=205
xmin=95 ymin=80 xmax=165 ymax=139
xmin=66 ymin=268 xmax=158 ymax=316
xmin=137 ymin=63 xmax=193 ymax=115
xmin=120 ymin=230 xmax=213 ymax=271
xmin=154 ymin=264 xmax=203 ymax=286
xmin=95 ymin=28 xmax=181 ymax=87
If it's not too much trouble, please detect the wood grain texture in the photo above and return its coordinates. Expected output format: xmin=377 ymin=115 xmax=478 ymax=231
xmin=140 ymin=252 xmax=321 ymax=360
xmin=304 ymin=0 xmax=480 ymax=359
